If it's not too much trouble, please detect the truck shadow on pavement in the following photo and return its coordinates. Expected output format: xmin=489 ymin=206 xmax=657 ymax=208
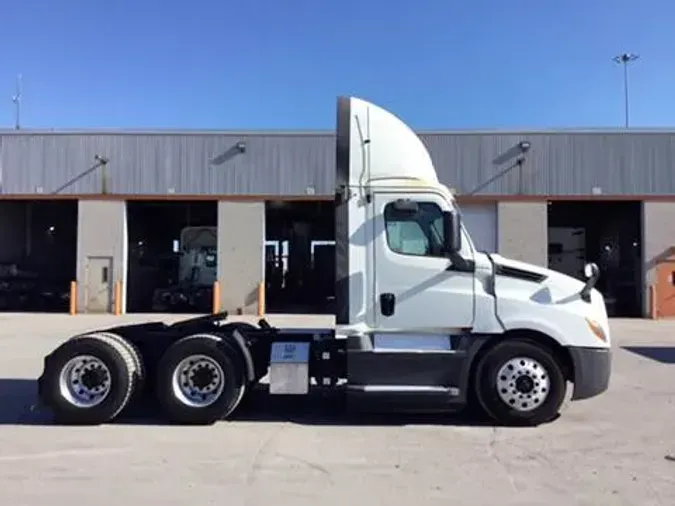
xmin=0 ymin=379 xmax=499 ymax=427
xmin=621 ymin=346 xmax=675 ymax=364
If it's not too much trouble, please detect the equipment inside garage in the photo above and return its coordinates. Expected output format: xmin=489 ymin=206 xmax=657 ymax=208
xmin=265 ymin=200 xmax=335 ymax=313
xmin=0 ymin=200 xmax=77 ymax=312
xmin=547 ymin=200 xmax=642 ymax=317
xmin=126 ymin=201 xmax=217 ymax=313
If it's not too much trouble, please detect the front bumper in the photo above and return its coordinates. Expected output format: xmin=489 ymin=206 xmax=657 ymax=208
xmin=568 ymin=346 xmax=612 ymax=400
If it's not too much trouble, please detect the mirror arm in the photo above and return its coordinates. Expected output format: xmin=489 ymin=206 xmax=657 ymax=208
xmin=446 ymin=251 xmax=475 ymax=273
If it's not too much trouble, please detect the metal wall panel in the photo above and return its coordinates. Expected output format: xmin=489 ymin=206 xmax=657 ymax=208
xmin=2 ymin=130 xmax=675 ymax=196
xmin=460 ymin=203 xmax=497 ymax=252
xmin=0 ymin=133 xmax=335 ymax=196
xmin=423 ymin=132 xmax=675 ymax=196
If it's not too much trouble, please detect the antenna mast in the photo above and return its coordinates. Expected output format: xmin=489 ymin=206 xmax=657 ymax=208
xmin=11 ymin=74 xmax=22 ymax=130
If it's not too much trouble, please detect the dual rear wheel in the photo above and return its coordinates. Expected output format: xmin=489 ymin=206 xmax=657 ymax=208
xmin=40 ymin=331 xmax=248 ymax=425
xmin=155 ymin=333 xmax=248 ymax=425
xmin=40 ymin=332 xmax=143 ymax=425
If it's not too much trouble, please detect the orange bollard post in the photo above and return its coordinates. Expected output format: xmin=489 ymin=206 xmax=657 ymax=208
xmin=257 ymin=281 xmax=265 ymax=317
xmin=212 ymin=281 xmax=220 ymax=314
xmin=113 ymin=280 xmax=122 ymax=316
xmin=69 ymin=281 xmax=77 ymax=315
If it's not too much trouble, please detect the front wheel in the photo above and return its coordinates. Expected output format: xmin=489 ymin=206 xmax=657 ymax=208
xmin=473 ymin=339 xmax=567 ymax=426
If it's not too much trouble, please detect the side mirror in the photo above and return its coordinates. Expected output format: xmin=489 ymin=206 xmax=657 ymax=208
xmin=580 ymin=262 xmax=600 ymax=302
xmin=443 ymin=211 xmax=462 ymax=254
xmin=583 ymin=262 xmax=599 ymax=280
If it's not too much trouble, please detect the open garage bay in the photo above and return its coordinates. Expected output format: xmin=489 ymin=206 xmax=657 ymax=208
xmin=0 ymin=314 xmax=673 ymax=505
xmin=126 ymin=201 xmax=217 ymax=313
xmin=548 ymin=201 xmax=643 ymax=317
xmin=0 ymin=200 xmax=77 ymax=313
xmin=265 ymin=200 xmax=335 ymax=314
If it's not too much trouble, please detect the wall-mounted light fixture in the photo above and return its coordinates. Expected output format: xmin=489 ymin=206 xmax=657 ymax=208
xmin=95 ymin=154 xmax=110 ymax=194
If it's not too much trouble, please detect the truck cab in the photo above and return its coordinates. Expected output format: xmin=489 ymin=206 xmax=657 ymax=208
xmin=334 ymin=96 xmax=611 ymax=423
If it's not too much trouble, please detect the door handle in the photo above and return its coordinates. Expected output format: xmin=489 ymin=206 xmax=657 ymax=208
xmin=380 ymin=293 xmax=396 ymax=317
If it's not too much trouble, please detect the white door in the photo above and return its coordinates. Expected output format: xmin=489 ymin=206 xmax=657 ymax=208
xmin=372 ymin=192 xmax=475 ymax=331
xmin=85 ymin=256 xmax=113 ymax=313
xmin=460 ymin=203 xmax=497 ymax=252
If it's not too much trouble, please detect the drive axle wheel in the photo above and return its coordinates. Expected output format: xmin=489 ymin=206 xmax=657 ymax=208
xmin=173 ymin=354 xmax=226 ymax=408
xmin=59 ymin=355 xmax=112 ymax=408
xmin=40 ymin=334 xmax=136 ymax=425
xmin=77 ymin=332 xmax=146 ymax=407
xmin=156 ymin=334 xmax=245 ymax=425
xmin=474 ymin=339 xmax=566 ymax=426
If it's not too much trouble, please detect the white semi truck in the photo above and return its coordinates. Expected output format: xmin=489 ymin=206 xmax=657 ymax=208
xmin=35 ymin=96 xmax=611 ymax=426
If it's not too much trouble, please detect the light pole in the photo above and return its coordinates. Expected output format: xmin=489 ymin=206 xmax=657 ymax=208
xmin=11 ymin=73 xmax=21 ymax=130
xmin=612 ymin=52 xmax=639 ymax=128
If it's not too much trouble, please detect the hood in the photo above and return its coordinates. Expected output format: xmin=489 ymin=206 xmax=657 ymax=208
xmin=489 ymin=253 xmax=589 ymax=302
xmin=487 ymin=254 xmax=610 ymax=348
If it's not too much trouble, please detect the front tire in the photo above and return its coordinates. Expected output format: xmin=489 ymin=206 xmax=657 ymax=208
xmin=156 ymin=333 xmax=246 ymax=425
xmin=474 ymin=339 xmax=567 ymax=426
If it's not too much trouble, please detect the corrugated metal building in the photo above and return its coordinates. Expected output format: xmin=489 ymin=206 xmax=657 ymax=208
xmin=1 ymin=128 xmax=675 ymax=317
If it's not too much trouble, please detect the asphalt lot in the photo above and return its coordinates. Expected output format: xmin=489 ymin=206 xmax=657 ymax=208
xmin=0 ymin=313 xmax=673 ymax=506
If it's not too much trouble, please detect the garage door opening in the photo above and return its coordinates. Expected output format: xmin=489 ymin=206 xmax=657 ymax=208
xmin=126 ymin=201 xmax=217 ymax=313
xmin=458 ymin=202 xmax=498 ymax=252
xmin=0 ymin=200 xmax=77 ymax=312
xmin=265 ymin=200 xmax=335 ymax=314
xmin=547 ymin=200 xmax=642 ymax=317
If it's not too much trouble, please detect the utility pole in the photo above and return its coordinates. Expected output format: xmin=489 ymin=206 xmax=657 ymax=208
xmin=612 ymin=52 xmax=639 ymax=128
xmin=11 ymin=73 xmax=22 ymax=130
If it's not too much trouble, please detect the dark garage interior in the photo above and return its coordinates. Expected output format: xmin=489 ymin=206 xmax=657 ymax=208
xmin=265 ymin=200 xmax=335 ymax=314
xmin=0 ymin=200 xmax=78 ymax=312
xmin=547 ymin=200 xmax=642 ymax=317
xmin=126 ymin=200 xmax=217 ymax=313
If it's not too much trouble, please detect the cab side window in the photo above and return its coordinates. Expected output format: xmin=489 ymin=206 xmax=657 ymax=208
xmin=384 ymin=202 xmax=446 ymax=257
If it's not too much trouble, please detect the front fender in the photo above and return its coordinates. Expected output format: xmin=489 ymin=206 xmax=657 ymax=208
xmin=499 ymin=316 xmax=571 ymax=347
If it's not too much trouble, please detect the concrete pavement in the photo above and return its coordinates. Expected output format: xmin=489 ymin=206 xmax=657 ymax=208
xmin=0 ymin=314 xmax=673 ymax=506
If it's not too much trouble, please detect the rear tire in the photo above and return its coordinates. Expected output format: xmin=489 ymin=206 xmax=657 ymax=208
xmin=473 ymin=339 xmax=567 ymax=426
xmin=156 ymin=333 xmax=246 ymax=425
xmin=77 ymin=332 xmax=146 ymax=406
xmin=41 ymin=334 xmax=136 ymax=425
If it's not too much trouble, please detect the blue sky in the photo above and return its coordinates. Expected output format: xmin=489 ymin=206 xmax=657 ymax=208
xmin=0 ymin=0 xmax=672 ymax=130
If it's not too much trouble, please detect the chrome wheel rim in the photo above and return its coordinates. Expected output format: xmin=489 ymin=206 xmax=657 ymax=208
xmin=171 ymin=354 xmax=225 ymax=408
xmin=496 ymin=356 xmax=551 ymax=412
xmin=58 ymin=355 xmax=112 ymax=408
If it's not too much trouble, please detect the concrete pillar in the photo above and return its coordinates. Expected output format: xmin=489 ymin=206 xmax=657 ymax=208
xmin=642 ymin=201 xmax=675 ymax=317
xmin=217 ymin=201 xmax=265 ymax=314
xmin=497 ymin=201 xmax=548 ymax=267
xmin=76 ymin=200 xmax=128 ymax=314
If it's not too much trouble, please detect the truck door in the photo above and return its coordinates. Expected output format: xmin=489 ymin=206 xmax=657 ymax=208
xmin=372 ymin=192 xmax=475 ymax=330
